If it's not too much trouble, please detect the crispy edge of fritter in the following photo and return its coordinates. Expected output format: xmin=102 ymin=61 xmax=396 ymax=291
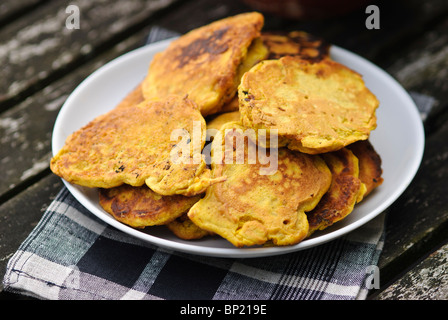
xmin=206 ymin=110 xmax=241 ymax=132
xmin=347 ymin=140 xmax=383 ymax=197
xmin=166 ymin=213 xmax=213 ymax=240
xmin=261 ymin=30 xmax=331 ymax=62
xmin=141 ymin=12 xmax=265 ymax=116
xmin=202 ymin=36 xmax=269 ymax=116
xmin=114 ymin=83 xmax=144 ymax=109
xmin=306 ymin=148 xmax=366 ymax=236
xmin=50 ymin=95 xmax=219 ymax=195
xmin=217 ymin=95 xmax=239 ymax=113
xmin=98 ymin=185 xmax=201 ymax=228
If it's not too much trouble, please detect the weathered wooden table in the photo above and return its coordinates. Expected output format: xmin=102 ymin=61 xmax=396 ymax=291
xmin=1 ymin=0 xmax=447 ymax=300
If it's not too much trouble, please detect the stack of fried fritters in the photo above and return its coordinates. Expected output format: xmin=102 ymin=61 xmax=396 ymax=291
xmin=51 ymin=12 xmax=383 ymax=248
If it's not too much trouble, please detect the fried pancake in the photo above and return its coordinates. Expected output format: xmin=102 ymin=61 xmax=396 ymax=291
xmin=141 ymin=12 xmax=264 ymax=116
xmin=210 ymin=38 xmax=269 ymax=115
xmin=306 ymin=148 xmax=366 ymax=236
xmin=347 ymin=140 xmax=383 ymax=196
xmin=239 ymin=57 xmax=379 ymax=154
xmin=98 ymin=185 xmax=200 ymax=228
xmin=51 ymin=95 xmax=222 ymax=196
xmin=114 ymin=83 xmax=144 ymax=109
xmin=261 ymin=31 xmax=330 ymax=62
xmin=188 ymin=122 xmax=332 ymax=247
xmin=166 ymin=213 xmax=213 ymax=240
xmin=235 ymin=36 xmax=269 ymax=83
xmin=206 ymin=110 xmax=241 ymax=132
xmin=218 ymin=96 xmax=239 ymax=113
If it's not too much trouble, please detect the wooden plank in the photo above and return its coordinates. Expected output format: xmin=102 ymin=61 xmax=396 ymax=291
xmin=373 ymin=241 xmax=448 ymax=299
xmin=0 ymin=0 xmax=179 ymax=109
xmin=242 ymin=0 xmax=448 ymax=63
xmin=131 ymin=0 xmax=448 ymax=64
xmin=0 ymin=25 xmax=153 ymax=200
xmin=353 ymin=14 xmax=448 ymax=291
xmin=384 ymin=17 xmax=448 ymax=125
xmin=0 ymin=0 xmax=44 ymax=25
xmin=0 ymin=173 xmax=63 ymax=292
xmin=326 ymin=0 xmax=448 ymax=62
xmin=375 ymin=15 xmax=448 ymax=269
xmin=362 ymin=14 xmax=448 ymax=295
xmin=374 ymin=115 xmax=448 ymax=292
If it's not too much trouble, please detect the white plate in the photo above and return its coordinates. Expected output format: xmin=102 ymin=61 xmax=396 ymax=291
xmin=52 ymin=38 xmax=425 ymax=258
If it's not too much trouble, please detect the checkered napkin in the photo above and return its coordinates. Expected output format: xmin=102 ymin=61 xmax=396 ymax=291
xmin=2 ymin=27 xmax=434 ymax=301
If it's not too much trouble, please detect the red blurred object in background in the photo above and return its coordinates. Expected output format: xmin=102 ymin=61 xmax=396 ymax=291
xmin=243 ymin=0 xmax=372 ymax=20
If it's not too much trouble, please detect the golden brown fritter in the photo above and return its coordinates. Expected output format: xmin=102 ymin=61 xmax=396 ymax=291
xmin=206 ymin=110 xmax=241 ymax=132
xmin=188 ymin=122 xmax=332 ymax=247
xmin=99 ymin=185 xmax=201 ymax=228
xmin=208 ymin=37 xmax=268 ymax=115
xmin=114 ymin=83 xmax=144 ymax=109
xmin=217 ymin=95 xmax=240 ymax=113
xmin=261 ymin=30 xmax=330 ymax=62
xmin=306 ymin=148 xmax=366 ymax=236
xmin=166 ymin=213 xmax=213 ymax=240
xmin=141 ymin=12 xmax=264 ymax=116
xmin=235 ymin=36 xmax=269 ymax=83
xmin=50 ymin=95 xmax=223 ymax=196
xmin=347 ymin=140 xmax=383 ymax=196
xmin=239 ymin=57 xmax=379 ymax=154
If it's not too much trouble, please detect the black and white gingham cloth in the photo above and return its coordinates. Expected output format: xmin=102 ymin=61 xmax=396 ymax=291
xmin=3 ymin=187 xmax=385 ymax=300
xmin=2 ymin=27 xmax=434 ymax=301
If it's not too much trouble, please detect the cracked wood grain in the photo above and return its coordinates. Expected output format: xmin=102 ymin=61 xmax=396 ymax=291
xmin=373 ymin=112 xmax=448 ymax=298
xmin=375 ymin=242 xmax=448 ymax=299
xmin=0 ymin=0 xmax=177 ymax=108
xmin=375 ymin=15 xmax=448 ymax=275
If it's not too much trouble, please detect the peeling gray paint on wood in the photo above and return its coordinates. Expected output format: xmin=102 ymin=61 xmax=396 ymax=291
xmin=0 ymin=0 xmax=176 ymax=105
xmin=385 ymin=18 xmax=448 ymax=111
xmin=376 ymin=107 xmax=448 ymax=282
xmin=376 ymin=243 xmax=448 ymax=299
xmin=375 ymin=16 xmax=448 ymax=276
xmin=389 ymin=36 xmax=448 ymax=92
